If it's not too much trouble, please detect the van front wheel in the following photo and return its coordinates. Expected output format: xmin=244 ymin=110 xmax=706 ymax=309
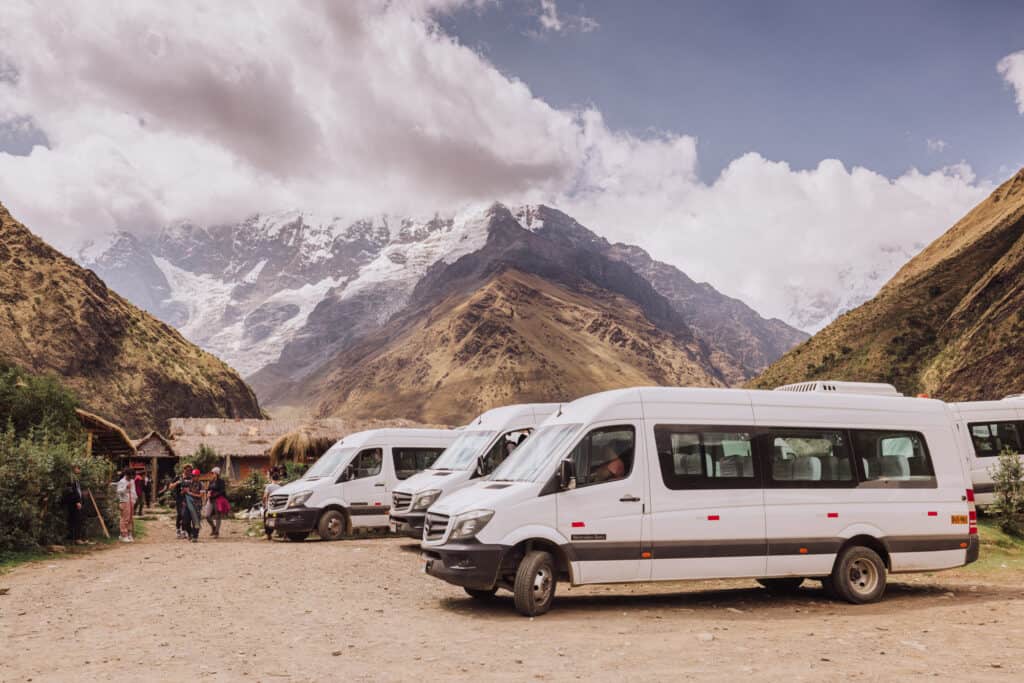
xmin=830 ymin=546 xmax=886 ymax=604
xmin=513 ymin=550 xmax=556 ymax=617
xmin=317 ymin=510 xmax=348 ymax=541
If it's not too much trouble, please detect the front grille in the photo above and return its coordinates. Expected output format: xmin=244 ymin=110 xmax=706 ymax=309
xmin=269 ymin=494 xmax=289 ymax=511
xmin=424 ymin=512 xmax=449 ymax=542
xmin=392 ymin=491 xmax=412 ymax=513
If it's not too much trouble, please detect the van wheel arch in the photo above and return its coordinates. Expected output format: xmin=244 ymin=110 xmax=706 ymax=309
xmin=836 ymin=535 xmax=890 ymax=571
xmin=504 ymin=539 xmax=574 ymax=585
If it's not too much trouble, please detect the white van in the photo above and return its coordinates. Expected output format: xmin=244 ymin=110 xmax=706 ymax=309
xmin=266 ymin=428 xmax=456 ymax=541
xmin=421 ymin=384 xmax=977 ymax=616
xmin=389 ymin=404 xmax=558 ymax=538
xmin=951 ymin=395 xmax=1024 ymax=506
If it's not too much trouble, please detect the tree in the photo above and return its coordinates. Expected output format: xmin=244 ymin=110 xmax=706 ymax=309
xmin=176 ymin=444 xmax=222 ymax=475
xmin=990 ymin=446 xmax=1024 ymax=536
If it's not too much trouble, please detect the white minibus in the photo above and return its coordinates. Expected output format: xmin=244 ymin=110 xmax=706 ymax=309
xmin=389 ymin=403 xmax=558 ymax=538
xmin=421 ymin=384 xmax=977 ymax=616
xmin=266 ymin=428 xmax=456 ymax=541
xmin=951 ymin=395 xmax=1024 ymax=506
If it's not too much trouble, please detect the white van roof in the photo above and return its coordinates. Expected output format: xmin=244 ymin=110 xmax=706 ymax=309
xmin=544 ymin=386 xmax=949 ymax=428
xmin=774 ymin=381 xmax=902 ymax=397
xmin=467 ymin=403 xmax=561 ymax=431
xmin=333 ymin=428 xmax=456 ymax=449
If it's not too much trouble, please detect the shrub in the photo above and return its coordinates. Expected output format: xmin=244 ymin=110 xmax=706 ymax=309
xmin=0 ymin=426 xmax=116 ymax=551
xmin=175 ymin=444 xmax=221 ymax=475
xmin=283 ymin=461 xmax=308 ymax=483
xmin=0 ymin=363 xmax=80 ymax=439
xmin=227 ymin=469 xmax=268 ymax=511
xmin=990 ymin=446 xmax=1024 ymax=537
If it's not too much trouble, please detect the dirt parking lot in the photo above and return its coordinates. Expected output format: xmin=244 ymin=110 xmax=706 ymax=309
xmin=2 ymin=513 xmax=1023 ymax=682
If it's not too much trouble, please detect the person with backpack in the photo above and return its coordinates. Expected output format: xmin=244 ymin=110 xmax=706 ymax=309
xmin=206 ymin=467 xmax=228 ymax=538
xmin=182 ymin=468 xmax=203 ymax=543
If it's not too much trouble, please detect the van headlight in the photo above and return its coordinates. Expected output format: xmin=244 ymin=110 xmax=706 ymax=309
xmin=412 ymin=489 xmax=441 ymax=511
xmin=288 ymin=491 xmax=313 ymax=508
xmin=449 ymin=509 xmax=494 ymax=540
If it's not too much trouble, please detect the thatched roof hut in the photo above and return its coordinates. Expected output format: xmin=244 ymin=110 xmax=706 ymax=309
xmin=268 ymin=419 xmax=349 ymax=465
xmin=76 ymin=408 xmax=136 ymax=459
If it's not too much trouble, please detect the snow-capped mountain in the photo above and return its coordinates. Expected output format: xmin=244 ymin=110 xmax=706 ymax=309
xmin=781 ymin=244 xmax=921 ymax=333
xmin=78 ymin=209 xmax=489 ymax=376
xmin=77 ymin=203 xmax=808 ymax=413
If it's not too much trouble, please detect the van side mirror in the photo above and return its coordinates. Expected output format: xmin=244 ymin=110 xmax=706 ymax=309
xmin=558 ymin=459 xmax=576 ymax=490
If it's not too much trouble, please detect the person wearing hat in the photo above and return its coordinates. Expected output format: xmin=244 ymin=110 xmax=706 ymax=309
xmin=182 ymin=468 xmax=203 ymax=543
xmin=206 ymin=466 xmax=227 ymax=538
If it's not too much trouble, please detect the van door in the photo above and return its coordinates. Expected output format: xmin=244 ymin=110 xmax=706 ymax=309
xmin=648 ymin=425 xmax=766 ymax=579
xmin=339 ymin=447 xmax=390 ymax=525
xmin=556 ymin=424 xmax=646 ymax=583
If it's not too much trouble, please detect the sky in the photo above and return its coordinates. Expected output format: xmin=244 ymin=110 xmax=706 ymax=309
xmin=0 ymin=0 xmax=1022 ymax=329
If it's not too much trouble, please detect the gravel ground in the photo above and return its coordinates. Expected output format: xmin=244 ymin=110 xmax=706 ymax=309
xmin=1 ymin=513 xmax=1023 ymax=682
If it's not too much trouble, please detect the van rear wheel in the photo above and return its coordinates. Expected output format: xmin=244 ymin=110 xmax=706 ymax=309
xmin=464 ymin=587 xmax=498 ymax=601
xmin=317 ymin=510 xmax=348 ymax=541
xmin=756 ymin=577 xmax=804 ymax=593
xmin=513 ymin=550 xmax=556 ymax=617
xmin=830 ymin=545 xmax=886 ymax=604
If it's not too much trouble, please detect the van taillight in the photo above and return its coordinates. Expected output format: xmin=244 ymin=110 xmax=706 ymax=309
xmin=966 ymin=489 xmax=975 ymax=503
xmin=966 ymin=489 xmax=978 ymax=535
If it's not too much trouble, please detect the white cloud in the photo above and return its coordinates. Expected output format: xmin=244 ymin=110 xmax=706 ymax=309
xmin=533 ymin=0 xmax=599 ymax=35
xmin=0 ymin=0 xmax=990 ymax=330
xmin=998 ymin=50 xmax=1024 ymax=114
xmin=926 ymin=138 xmax=947 ymax=153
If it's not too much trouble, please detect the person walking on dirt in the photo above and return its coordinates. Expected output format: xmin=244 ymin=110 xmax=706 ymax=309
xmin=134 ymin=472 xmax=146 ymax=516
xmin=163 ymin=463 xmax=191 ymax=539
xmin=206 ymin=467 xmax=227 ymax=538
xmin=116 ymin=468 xmax=137 ymax=543
xmin=182 ymin=468 xmax=203 ymax=543
xmin=61 ymin=465 xmax=85 ymax=545
xmin=263 ymin=470 xmax=282 ymax=541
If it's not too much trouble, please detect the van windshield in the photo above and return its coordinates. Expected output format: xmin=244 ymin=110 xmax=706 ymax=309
xmin=429 ymin=430 xmax=495 ymax=471
xmin=489 ymin=423 xmax=582 ymax=482
xmin=304 ymin=445 xmax=356 ymax=479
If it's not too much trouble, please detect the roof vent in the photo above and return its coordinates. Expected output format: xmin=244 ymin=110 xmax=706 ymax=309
xmin=773 ymin=381 xmax=902 ymax=397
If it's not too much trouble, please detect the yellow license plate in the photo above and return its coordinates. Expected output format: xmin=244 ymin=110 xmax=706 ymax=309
xmin=951 ymin=514 xmax=968 ymax=525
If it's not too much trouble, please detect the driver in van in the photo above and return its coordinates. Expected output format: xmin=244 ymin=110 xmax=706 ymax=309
xmin=590 ymin=444 xmax=628 ymax=483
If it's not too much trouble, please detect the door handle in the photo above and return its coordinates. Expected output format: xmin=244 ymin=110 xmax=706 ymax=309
xmin=619 ymin=495 xmax=641 ymax=503
xmin=374 ymin=482 xmax=386 ymax=487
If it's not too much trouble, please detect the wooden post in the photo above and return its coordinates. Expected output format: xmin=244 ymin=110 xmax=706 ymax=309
xmin=151 ymin=456 xmax=158 ymax=502
xmin=225 ymin=452 xmax=233 ymax=481
xmin=86 ymin=490 xmax=110 ymax=539
xmin=86 ymin=430 xmax=93 ymax=457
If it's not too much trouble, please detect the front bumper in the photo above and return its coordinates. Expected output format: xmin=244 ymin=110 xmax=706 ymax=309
xmin=265 ymin=507 xmax=320 ymax=534
xmin=421 ymin=541 xmax=509 ymax=591
xmin=966 ymin=534 xmax=980 ymax=565
xmin=389 ymin=511 xmax=425 ymax=539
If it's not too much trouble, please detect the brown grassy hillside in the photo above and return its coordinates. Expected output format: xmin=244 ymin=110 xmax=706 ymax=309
xmin=0 ymin=202 xmax=262 ymax=433
xmin=298 ymin=269 xmax=723 ymax=424
xmin=752 ymin=169 xmax=1024 ymax=400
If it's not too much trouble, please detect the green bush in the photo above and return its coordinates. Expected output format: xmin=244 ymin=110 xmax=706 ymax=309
xmin=990 ymin=446 xmax=1024 ymax=537
xmin=227 ymin=469 xmax=267 ymax=511
xmin=175 ymin=443 xmax=221 ymax=475
xmin=0 ymin=364 xmax=80 ymax=439
xmin=283 ymin=461 xmax=308 ymax=483
xmin=0 ymin=427 xmax=117 ymax=551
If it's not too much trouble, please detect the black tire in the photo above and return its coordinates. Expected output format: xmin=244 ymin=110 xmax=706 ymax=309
xmin=829 ymin=545 xmax=886 ymax=604
xmin=756 ymin=577 xmax=804 ymax=593
xmin=464 ymin=587 xmax=498 ymax=601
xmin=318 ymin=509 xmax=348 ymax=541
xmin=513 ymin=550 xmax=556 ymax=617
xmin=285 ymin=532 xmax=309 ymax=542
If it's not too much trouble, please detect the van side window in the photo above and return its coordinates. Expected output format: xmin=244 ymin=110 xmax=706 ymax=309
xmin=851 ymin=430 xmax=936 ymax=487
xmin=655 ymin=427 xmax=756 ymax=489
xmin=969 ymin=422 xmax=1023 ymax=457
xmin=568 ymin=426 xmax=635 ymax=487
xmin=349 ymin=448 xmax=383 ymax=480
xmin=479 ymin=429 xmax=532 ymax=476
xmin=768 ymin=429 xmax=854 ymax=486
xmin=393 ymin=448 xmax=445 ymax=480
